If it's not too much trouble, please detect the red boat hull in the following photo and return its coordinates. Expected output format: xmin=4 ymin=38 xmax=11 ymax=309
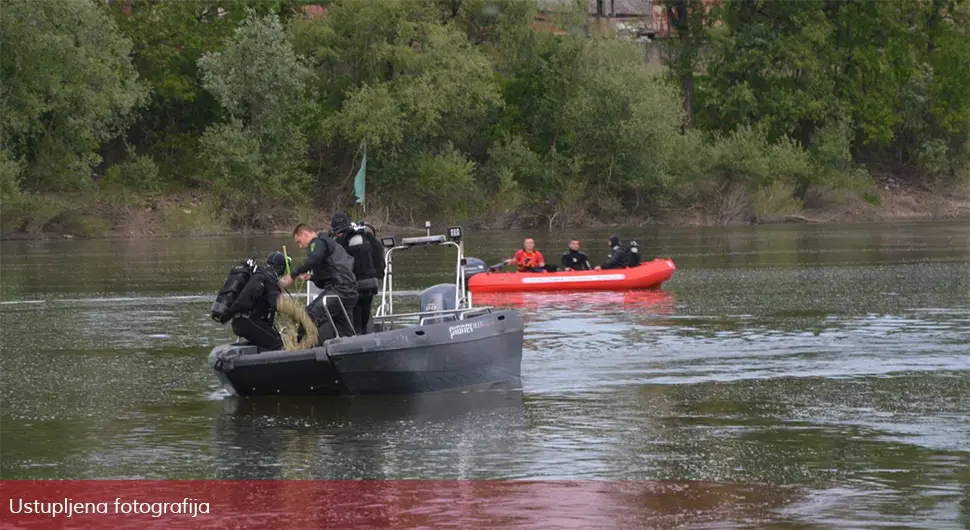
xmin=467 ymin=258 xmax=676 ymax=293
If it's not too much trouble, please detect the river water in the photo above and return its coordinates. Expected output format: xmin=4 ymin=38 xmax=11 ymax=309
xmin=1 ymin=221 xmax=968 ymax=528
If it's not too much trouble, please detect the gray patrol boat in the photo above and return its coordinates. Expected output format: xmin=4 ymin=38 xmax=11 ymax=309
xmin=208 ymin=224 xmax=524 ymax=396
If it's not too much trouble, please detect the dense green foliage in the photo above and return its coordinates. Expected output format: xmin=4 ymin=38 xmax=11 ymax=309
xmin=2 ymin=0 xmax=967 ymax=234
xmin=1 ymin=0 xmax=147 ymax=194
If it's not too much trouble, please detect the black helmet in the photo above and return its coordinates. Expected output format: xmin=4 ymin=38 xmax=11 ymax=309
xmin=330 ymin=212 xmax=352 ymax=235
xmin=609 ymin=235 xmax=620 ymax=247
xmin=266 ymin=251 xmax=290 ymax=276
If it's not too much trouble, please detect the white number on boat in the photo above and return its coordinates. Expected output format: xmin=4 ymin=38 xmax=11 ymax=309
xmin=520 ymin=274 xmax=625 ymax=284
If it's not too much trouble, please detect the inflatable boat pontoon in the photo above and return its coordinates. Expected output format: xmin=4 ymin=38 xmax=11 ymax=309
xmin=466 ymin=258 xmax=676 ymax=293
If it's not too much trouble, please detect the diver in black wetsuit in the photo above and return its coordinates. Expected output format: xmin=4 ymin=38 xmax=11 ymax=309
xmin=561 ymin=239 xmax=592 ymax=271
xmin=330 ymin=212 xmax=386 ymax=334
xmin=226 ymin=252 xmax=290 ymax=350
xmin=594 ymin=235 xmax=631 ymax=270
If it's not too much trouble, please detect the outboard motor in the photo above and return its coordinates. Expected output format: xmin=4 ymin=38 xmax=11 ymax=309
xmin=461 ymin=257 xmax=488 ymax=286
xmin=210 ymin=257 xmax=258 ymax=324
xmin=628 ymin=241 xmax=641 ymax=267
xmin=419 ymin=283 xmax=458 ymax=313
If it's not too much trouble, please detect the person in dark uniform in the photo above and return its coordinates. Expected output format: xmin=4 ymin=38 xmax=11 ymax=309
xmin=560 ymin=239 xmax=591 ymax=271
xmin=225 ymin=251 xmax=290 ymax=350
xmin=594 ymin=235 xmax=631 ymax=270
xmin=330 ymin=212 xmax=385 ymax=334
xmin=279 ymin=223 xmax=358 ymax=340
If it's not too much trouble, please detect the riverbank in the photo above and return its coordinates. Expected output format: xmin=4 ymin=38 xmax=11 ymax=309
xmin=1 ymin=177 xmax=967 ymax=241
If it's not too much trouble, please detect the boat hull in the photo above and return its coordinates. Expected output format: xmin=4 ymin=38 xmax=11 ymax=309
xmin=209 ymin=309 xmax=524 ymax=396
xmin=467 ymin=258 xmax=676 ymax=293
xmin=209 ymin=345 xmax=348 ymax=396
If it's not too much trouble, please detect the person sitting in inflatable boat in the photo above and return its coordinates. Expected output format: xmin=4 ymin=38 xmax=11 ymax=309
xmin=561 ymin=239 xmax=592 ymax=271
xmin=505 ymin=238 xmax=546 ymax=272
xmin=594 ymin=235 xmax=641 ymax=270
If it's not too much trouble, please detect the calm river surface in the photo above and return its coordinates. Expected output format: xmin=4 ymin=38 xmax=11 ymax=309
xmin=1 ymin=221 xmax=968 ymax=528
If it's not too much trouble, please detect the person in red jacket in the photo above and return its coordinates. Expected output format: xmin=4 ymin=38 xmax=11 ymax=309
xmin=505 ymin=238 xmax=545 ymax=272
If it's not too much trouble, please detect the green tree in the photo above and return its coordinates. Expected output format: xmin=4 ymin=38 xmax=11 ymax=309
xmin=0 ymin=0 xmax=147 ymax=192
xmin=484 ymin=18 xmax=690 ymax=221
xmin=290 ymin=0 xmax=502 ymax=214
xmin=695 ymin=0 xmax=842 ymax=146
xmin=823 ymin=0 xmax=917 ymax=149
xmin=658 ymin=0 xmax=715 ymax=128
xmin=897 ymin=0 xmax=970 ymax=178
xmin=197 ymin=10 xmax=315 ymax=226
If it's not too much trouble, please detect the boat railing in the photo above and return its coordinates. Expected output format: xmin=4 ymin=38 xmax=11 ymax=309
xmin=319 ymin=294 xmax=356 ymax=338
xmin=374 ymin=223 xmax=471 ymax=319
xmin=303 ymin=284 xmax=357 ymax=338
xmin=421 ymin=307 xmax=493 ymax=325
xmin=303 ymin=222 xmax=484 ymax=334
xmin=370 ymin=306 xmax=493 ymax=327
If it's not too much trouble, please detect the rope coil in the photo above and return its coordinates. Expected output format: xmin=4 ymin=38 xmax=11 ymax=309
xmin=275 ymin=295 xmax=318 ymax=351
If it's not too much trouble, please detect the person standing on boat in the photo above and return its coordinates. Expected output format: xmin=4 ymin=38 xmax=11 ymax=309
xmin=225 ymin=252 xmax=289 ymax=350
xmin=594 ymin=235 xmax=631 ymax=270
xmin=280 ymin=223 xmax=358 ymax=339
xmin=330 ymin=212 xmax=385 ymax=335
xmin=505 ymin=238 xmax=545 ymax=272
xmin=561 ymin=239 xmax=592 ymax=271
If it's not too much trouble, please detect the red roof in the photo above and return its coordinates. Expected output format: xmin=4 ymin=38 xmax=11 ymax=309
xmin=301 ymin=4 xmax=326 ymax=18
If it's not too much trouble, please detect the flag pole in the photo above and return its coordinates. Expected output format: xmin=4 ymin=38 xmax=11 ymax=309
xmin=353 ymin=142 xmax=367 ymax=218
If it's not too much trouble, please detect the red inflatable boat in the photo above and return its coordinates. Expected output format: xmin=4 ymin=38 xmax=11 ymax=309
xmin=466 ymin=258 xmax=676 ymax=293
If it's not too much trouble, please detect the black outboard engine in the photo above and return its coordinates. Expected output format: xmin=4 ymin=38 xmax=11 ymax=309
xmin=420 ymin=283 xmax=458 ymax=313
xmin=461 ymin=257 xmax=488 ymax=287
xmin=628 ymin=241 xmax=641 ymax=267
xmin=210 ymin=257 xmax=258 ymax=324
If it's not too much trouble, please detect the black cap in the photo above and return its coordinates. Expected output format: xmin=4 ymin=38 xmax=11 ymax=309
xmin=331 ymin=212 xmax=352 ymax=234
xmin=266 ymin=251 xmax=289 ymax=275
xmin=609 ymin=235 xmax=619 ymax=247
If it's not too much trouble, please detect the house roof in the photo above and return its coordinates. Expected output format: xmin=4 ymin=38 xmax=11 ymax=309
xmin=595 ymin=0 xmax=654 ymax=16
xmin=301 ymin=4 xmax=326 ymax=17
xmin=536 ymin=0 xmax=654 ymax=17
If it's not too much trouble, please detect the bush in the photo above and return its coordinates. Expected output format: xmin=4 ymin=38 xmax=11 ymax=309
xmin=0 ymin=150 xmax=23 ymax=202
xmin=0 ymin=193 xmax=107 ymax=237
xmin=100 ymin=145 xmax=161 ymax=193
xmin=677 ymin=126 xmax=818 ymax=223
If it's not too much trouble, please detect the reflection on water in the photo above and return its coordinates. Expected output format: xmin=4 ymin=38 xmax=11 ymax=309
xmin=1 ymin=221 xmax=969 ymax=527
xmin=473 ymin=289 xmax=677 ymax=315
xmin=212 ymin=386 xmax=526 ymax=480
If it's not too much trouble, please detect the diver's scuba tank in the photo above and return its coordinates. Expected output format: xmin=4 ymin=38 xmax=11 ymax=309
xmin=627 ymin=241 xmax=641 ymax=267
xmin=347 ymin=223 xmax=368 ymax=246
xmin=210 ymin=257 xmax=258 ymax=324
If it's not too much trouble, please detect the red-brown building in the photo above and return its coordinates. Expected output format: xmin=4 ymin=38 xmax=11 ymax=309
xmin=537 ymin=0 xmax=720 ymax=39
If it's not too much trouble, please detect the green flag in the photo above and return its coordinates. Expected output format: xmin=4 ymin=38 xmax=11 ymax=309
xmin=353 ymin=144 xmax=366 ymax=210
